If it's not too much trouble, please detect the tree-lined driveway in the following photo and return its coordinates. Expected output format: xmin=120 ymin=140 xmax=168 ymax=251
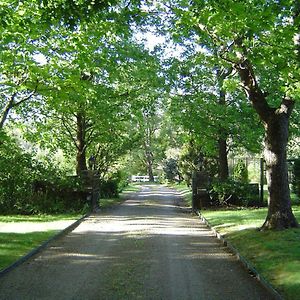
xmin=0 ymin=185 xmax=274 ymax=299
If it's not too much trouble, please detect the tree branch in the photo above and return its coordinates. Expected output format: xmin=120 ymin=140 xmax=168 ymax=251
xmin=235 ymin=59 xmax=273 ymax=123
xmin=61 ymin=117 xmax=78 ymax=149
xmin=13 ymin=80 xmax=39 ymax=108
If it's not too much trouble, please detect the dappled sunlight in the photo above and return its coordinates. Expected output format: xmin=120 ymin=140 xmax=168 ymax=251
xmin=74 ymin=214 xmax=212 ymax=237
xmin=0 ymin=186 xmax=272 ymax=300
xmin=212 ymin=222 xmax=261 ymax=235
xmin=137 ymin=192 xmax=180 ymax=197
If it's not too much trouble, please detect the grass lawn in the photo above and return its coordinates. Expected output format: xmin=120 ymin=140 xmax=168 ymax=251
xmin=201 ymin=206 xmax=300 ymax=300
xmin=122 ymin=183 xmax=141 ymax=193
xmin=0 ymin=213 xmax=82 ymax=271
xmin=0 ymin=230 xmax=57 ymax=271
xmin=99 ymin=197 xmax=124 ymax=209
xmin=167 ymin=182 xmax=192 ymax=205
xmin=0 ymin=213 xmax=82 ymax=223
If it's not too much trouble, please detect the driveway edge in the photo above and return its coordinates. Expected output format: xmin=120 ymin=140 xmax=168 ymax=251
xmin=196 ymin=211 xmax=283 ymax=300
xmin=0 ymin=214 xmax=88 ymax=278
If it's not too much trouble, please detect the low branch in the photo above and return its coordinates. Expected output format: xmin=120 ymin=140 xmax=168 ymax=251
xmin=235 ymin=59 xmax=273 ymax=123
xmin=61 ymin=117 xmax=78 ymax=149
xmin=14 ymin=80 xmax=39 ymax=108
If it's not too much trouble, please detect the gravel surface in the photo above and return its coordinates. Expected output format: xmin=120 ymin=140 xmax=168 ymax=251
xmin=0 ymin=185 xmax=275 ymax=299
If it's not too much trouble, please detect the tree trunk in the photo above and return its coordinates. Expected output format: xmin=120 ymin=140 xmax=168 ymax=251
xmin=237 ymin=59 xmax=298 ymax=230
xmin=76 ymin=112 xmax=87 ymax=175
xmin=261 ymin=113 xmax=298 ymax=230
xmin=145 ymin=150 xmax=154 ymax=182
xmin=147 ymin=163 xmax=155 ymax=182
xmin=216 ymin=67 xmax=230 ymax=182
xmin=218 ymin=137 xmax=229 ymax=181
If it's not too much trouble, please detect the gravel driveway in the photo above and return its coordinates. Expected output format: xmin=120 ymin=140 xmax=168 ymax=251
xmin=0 ymin=185 xmax=275 ymax=299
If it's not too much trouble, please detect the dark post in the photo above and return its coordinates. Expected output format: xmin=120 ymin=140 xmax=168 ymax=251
xmin=192 ymin=170 xmax=210 ymax=211
xmin=192 ymin=171 xmax=201 ymax=211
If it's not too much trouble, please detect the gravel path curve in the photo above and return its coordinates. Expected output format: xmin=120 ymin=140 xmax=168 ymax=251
xmin=0 ymin=185 xmax=275 ymax=299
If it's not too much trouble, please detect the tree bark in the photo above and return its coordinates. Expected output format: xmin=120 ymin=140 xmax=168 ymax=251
xmin=236 ymin=59 xmax=298 ymax=230
xmin=216 ymin=68 xmax=230 ymax=181
xmin=145 ymin=149 xmax=154 ymax=182
xmin=218 ymin=138 xmax=229 ymax=181
xmin=262 ymin=111 xmax=298 ymax=229
xmin=76 ymin=111 xmax=88 ymax=175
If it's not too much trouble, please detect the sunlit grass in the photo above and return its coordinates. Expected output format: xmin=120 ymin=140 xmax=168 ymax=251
xmin=0 ymin=213 xmax=82 ymax=223
xmin=0 ymin=213 xmax=83 ymax=271
xmin=201 ymin=206 xmax=300 ymax=300
xmin=0 ymin=230 xmax=57 ymax=271
xmin=99 ymin=198 xmax=124 ymax=209
xmin=167 ymin=182 xmax=192 ymax=206
xmin=121 ymin=183 xmax=141 ymax=193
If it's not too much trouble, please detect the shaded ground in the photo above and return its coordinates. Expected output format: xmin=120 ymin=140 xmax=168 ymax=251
xmin=0 ymin=185 xmax=275 ymax=299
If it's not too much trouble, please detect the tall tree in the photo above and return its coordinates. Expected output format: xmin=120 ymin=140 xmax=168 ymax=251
xmin=167 ymin=53 xmax=262 ymax=182
xmin=162 ymin=0 xmax=300 ymax=229
xmin=30 ymin=15 xmax=165 ymax=176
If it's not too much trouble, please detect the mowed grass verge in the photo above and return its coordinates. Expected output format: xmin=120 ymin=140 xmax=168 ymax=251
xmin=0 ymin=230 xmax=57 ymax=271
xmin=0 ymin=213 xmax=82 ymax=271
xmin=168 ymin=183 xmax=300 ymax=299
xmin=201 ymin=207 xmax=300 ymax=300
xmin=0 ymin=185 xmax=141 ymax=272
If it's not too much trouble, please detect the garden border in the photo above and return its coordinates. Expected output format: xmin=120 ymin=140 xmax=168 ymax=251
xmin=0 ymin=213 xmax=88 ymax=278
xmin=196 ymin=210 xmax=283 ymax=300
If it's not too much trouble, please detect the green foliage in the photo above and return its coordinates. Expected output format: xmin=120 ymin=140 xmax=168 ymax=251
xmin=292 ymin=159 xmax=300 ymax=197
xmin=209 ymin=179 xmax=260 ymax=207
xmin=178 ymin=141 xmax=218 ymax=186
xmin=233 ymin=160 xmax=249 ymax=183
xmin=163 ymin=158 xmax=180 ymax=182
xmin=100 ymin=170 xmax=129 ymax=199
xmin=0 ymin=133 xmax=86 ymax=214
xmin=0 ymin=133 xmax=35 ymax=213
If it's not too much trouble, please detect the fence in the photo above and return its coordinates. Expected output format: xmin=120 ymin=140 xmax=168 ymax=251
xmin=131 ymin=175 xmax=159 ymax=182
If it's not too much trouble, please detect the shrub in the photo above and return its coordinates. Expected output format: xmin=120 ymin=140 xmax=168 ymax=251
xmin=100 ymin=179 xmax=119 ymax=198
xmin=292 ymin=159 xmax=300 ymax=197
xmin=233 ymin=159 xmax=249 ymax=183
xmin=0 ymin=133 xmax=87 ymax=214
xmin=209 ymin=179 xmax=260 ymax=207
xmin=163 ymin=158 xmax=180 ymax=182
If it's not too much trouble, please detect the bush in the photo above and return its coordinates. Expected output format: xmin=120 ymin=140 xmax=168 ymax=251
xmin=292 ymin=159 xmax=300 ymax=197
xmin=99 ymin=170 xmax=129 ymax=199
xmin=163 ymin=158 xmax=180 ymax=182
xmin=0 ymin=133 xmax=87 ymax=214
xmin=30 ymin=176 xmax=87 ymax=214
xmin=100 ymin=179 xmax=119 ymax=198
xmin=0 ymin=134 xmax=34 ymax=213
xmin=209 ymin=179 xmax=260 ymax=207
xmin=233 ymin=159 xmax=249 ymax=183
